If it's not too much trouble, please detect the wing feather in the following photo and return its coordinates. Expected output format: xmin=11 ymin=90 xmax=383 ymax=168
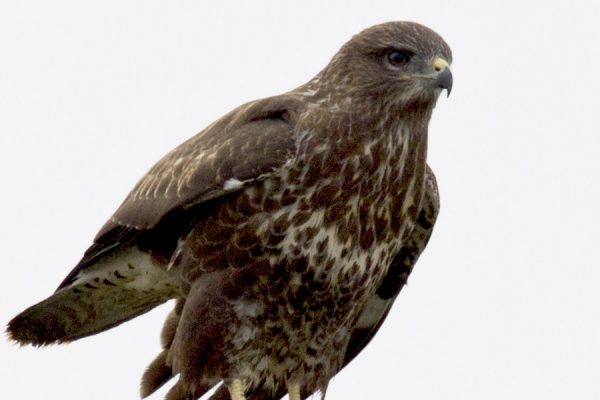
xmin=343 ymin=165 xmax=440 ymax=366
xmin=96 ymin=96 xmax=301 ymax=238
xmin=63 ymin=95 xmax=302 ymax=288
xmin=7 ymin=95 xmax=303 ymax=346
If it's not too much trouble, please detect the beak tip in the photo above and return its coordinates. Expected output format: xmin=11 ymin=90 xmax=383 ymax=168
xmin=435 ymin=68 xmax=453 ymax=97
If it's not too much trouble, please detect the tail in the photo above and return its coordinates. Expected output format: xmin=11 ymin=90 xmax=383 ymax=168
xmin=7 ymin=246 xmax=180 ymax=346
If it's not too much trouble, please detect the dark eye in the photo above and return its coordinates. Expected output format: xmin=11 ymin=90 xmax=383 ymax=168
xmin=386 ymin=49 xmax=413 ymax=67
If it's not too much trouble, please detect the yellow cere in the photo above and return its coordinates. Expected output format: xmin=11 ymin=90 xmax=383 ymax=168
xmin=433 ymin=57 xmax=449 ymax=71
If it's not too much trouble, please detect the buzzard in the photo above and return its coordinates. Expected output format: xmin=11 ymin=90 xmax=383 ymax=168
xmin=7 ymin=21 xmax=452 ymax=400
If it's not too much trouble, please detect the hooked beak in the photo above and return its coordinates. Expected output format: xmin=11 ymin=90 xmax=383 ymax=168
xmin=432 ymin=57 xmax=453 ymax=96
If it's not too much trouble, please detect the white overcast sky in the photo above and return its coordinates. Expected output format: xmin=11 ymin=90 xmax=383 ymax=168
xmin=1 ymin=1 xmax=599 ymax=399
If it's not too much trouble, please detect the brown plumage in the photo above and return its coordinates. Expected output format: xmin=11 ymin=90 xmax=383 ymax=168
xmin=7 ymin=21 xmax=451 ymax=399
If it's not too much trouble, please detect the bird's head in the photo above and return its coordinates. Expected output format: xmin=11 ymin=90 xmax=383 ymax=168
xmin=322 ymin=21 xmax=453 ymax=112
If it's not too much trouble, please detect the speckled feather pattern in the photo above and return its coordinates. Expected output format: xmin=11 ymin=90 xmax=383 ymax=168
xmin=7 ymin=21 xmax=452 ymax=400
xmin=164 ymin=105 xmax=430 ymax=395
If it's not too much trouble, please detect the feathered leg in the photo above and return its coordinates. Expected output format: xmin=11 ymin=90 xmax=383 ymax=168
xmin=288 ymin=383 xmax=301 ymax=400
xmin=228 ymin=379 xmax=247 ymax=400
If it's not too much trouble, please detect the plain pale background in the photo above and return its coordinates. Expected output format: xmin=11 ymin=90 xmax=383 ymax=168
xmin=1 ymin=1 xmax=599 ymax=399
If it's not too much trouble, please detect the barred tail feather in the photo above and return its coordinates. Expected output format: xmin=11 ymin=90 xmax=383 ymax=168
xmin=7 ymin=247 xmax=180 ymax=346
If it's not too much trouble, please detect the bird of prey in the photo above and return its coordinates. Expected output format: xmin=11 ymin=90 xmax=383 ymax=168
xmin=7 ymin=21 xmax=452 ymax=400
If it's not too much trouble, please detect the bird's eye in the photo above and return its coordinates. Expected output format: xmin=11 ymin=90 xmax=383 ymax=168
xmin=386 ymin=49 xmax=413 ymax=67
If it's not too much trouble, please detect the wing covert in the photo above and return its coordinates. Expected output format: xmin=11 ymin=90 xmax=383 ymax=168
xmin=96 ymin=95 xmax=302 ymax=239
xmin=58 ymin=95 xmax=302 ymax=291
